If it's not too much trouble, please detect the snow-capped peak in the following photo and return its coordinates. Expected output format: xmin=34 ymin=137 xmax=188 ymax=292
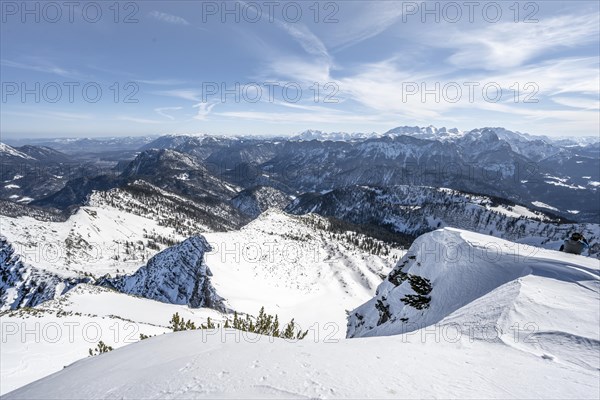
xmin=384 ymin=125 xmax=464 ymax=141
xmin=292 ymin=130 xmax=378 ymax=141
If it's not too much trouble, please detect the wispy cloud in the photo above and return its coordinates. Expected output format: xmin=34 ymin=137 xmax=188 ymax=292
xmin=328 ymin=2 xmax=404 ymax=51
xmin=436 ymin=14 xmax=600 ymax=70
xmin=153 ymin=89 xmax=201 ymax=102
xmin=261 ymin=58 xmax=332 ymax=84
xmin=155 ymin=107 xmax=182 ymax=120
xmin=1 ymin=59 xmax=87 ymax=79
xmin=3 ymin=110 xmax=94 ymax=121
xmin=238 ymin=0 xmax=329 ymax=59
xmin=274 ymin=20 xmax=329 ymax=58
xmin=192 ymin=102 xmax=217 ymax=120
xmin=138 ymin=79 xmax=186 ymax=86
xmin=117 ymin=116 xmax=164 ymax=124
xmin=149 ymin=10 xmax=190 ymax=26
xmin=551 ymin=96 xmax=600 ymax=110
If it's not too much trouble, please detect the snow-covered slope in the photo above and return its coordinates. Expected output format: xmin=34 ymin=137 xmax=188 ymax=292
xmin=1 ymin=202 xmax=185 ymax=279
xmin=1 ymin=200 xmax=401 ymax=320
xmin=0 ymin=143 xmax=35 ymax=160
xmin=5 ymin=322 xmax=598 ymax=399
xmin=3 ymin=227 xmax=599 ymax=398
xmin=347 ymin=228 xmax=599 ymax=378
xmin=384 ymin=125 xmax=464 ymax=141
xmin=0 ymin=284 xmax=226 ymax=394
xmin=1 ymin=206 xmax=402 ymax=393
xmin=203 ymin=210 xmax=401 ymax=335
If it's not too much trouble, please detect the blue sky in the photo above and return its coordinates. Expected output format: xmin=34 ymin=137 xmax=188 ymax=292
xmin=1 ymin=0 xmax=599 ymax=138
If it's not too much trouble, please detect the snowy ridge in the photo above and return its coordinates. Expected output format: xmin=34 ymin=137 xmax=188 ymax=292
xmin=89 ymin=180 xmax=246 ymax=233
xmin=384 ymin=125 xmax=464 ymax=141
xmin=0 ymin=143 xmax=35 ymax=160
xmin=0 ymin=237 xmax=89 ymax=311
xmin=203 ymin=209 xmax=401 ymax=332
xmin=288 ymin=185 xmax=600 ymax=257
xmin=0 ymin=202 xmax=400 ymax=327
xmin=347 ymin=229 xmax=599 ymax=358
xmin=101 ymin=236 xmax=226 ymax=311
xmin=292 ymin=129 xmax=379 ymax=141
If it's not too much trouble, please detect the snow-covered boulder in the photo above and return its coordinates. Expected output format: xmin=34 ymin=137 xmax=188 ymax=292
xmin=101 ymin=236 xmax=226 ymax=311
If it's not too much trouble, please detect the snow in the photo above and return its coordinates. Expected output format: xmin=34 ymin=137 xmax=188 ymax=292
xmin=1 ymin=204 xmax=181 ymax=278
xmin=487 ymin=204 xmax=543 ymax=219
xmin=348 ymin=228 xmax=599 ymax=340
xmin=0 ymin=285 xmax=225 ymax=394
xmin=5 ymin=231 xmax=600 ymax=400
xmin=1 ymin=206 xmax=399 ymax=320
xmin=203 ymin=210 xmax=400 ymax=336
xmin=1 ymin=207 xmax=402 ymax=392
xmin=545 ymin=181 xmax=586 ymax=190
xmin=0 ymin=143 xmax=35 ymax=160
xmin=2 ymin=205 xmax=598 ymax=398
xmin=531 ymin=201 xmax=559 ymax=211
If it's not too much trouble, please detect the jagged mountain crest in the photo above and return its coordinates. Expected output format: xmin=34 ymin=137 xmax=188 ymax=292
xmin=101 ymin=236 xmax=226 ymax=311
xmin=0 ymin=237 xmax=90 ymax=311
xmin=286 ymin=185 xmax=599 ymax=257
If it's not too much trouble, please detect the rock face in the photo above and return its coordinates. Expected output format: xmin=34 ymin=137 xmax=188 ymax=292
xmin=231 ymin=186 xmax=291 ymax=218
xmin=102 ymin=236 xmax=226 ymax=311
xmin=0 ymin=237 xmax=88 ymax=311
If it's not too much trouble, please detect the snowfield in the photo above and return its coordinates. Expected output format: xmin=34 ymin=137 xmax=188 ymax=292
xmin=1 ymin=205 xmax=402 ymax=393
xmin=2 ymin=228 xmax=599 ymax=399
xmin=0 ymin=285 xmax=226 ymax=394
xmin=204 ymin=210 xmax=399 ymax=336
xmin=3 ymin=321 xmax=599 ymax=399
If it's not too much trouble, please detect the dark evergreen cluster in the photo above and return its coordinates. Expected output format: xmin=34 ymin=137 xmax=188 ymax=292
xmin=167 ymin=307 xmax=308 ymax=340
xmin=375 ymin=297 xmax=391 ymax=326
xmin=400 ymin=274 xmax=432 ymax=310
xmin=88 ymin=341 xmax=113 ymax=356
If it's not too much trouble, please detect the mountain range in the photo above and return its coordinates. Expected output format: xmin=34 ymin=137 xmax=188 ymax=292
xmin=1 ymin=125 xmax=598 ymax=397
